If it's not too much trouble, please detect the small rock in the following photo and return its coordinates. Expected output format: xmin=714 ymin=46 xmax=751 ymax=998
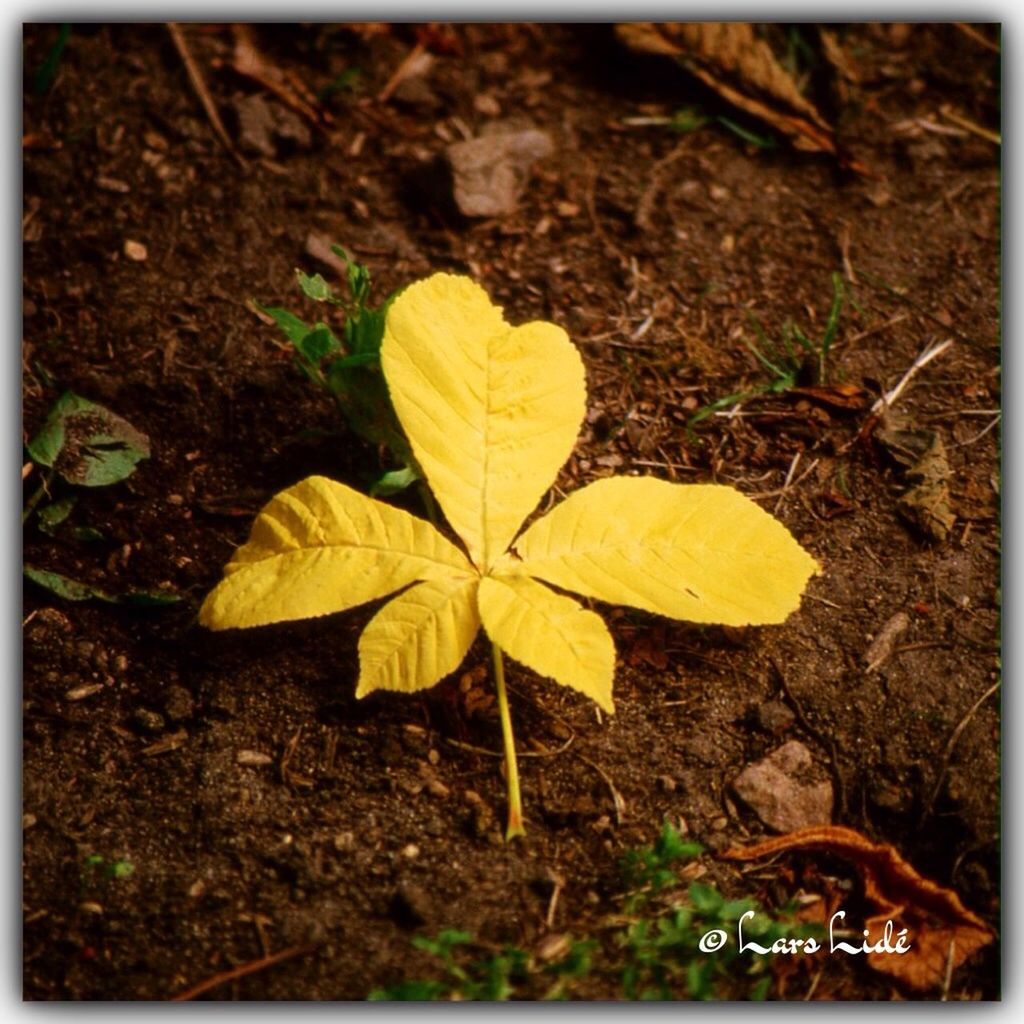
xmin=426 ymin=778 xmax=450 ymax=799
xmin=112 ymin=654 xmax=129 ymax=676
xmin=233 ymin=94 xmax=312 ymax=156
xmin=445 ymin=121 xmax=554 ymax=217
xmin=132 ymin=707 xmax=165 ymax=734
xmin=236 ymin=749 xmax=274 ymax=766
xmin=124 ymin=239 xmax=147 ymax=261
xmin=65 ymin=683 xmax=104 ymax=702
xmin=96 ymin=174 xmax=131 ymax=193
xmin=162 ymin=685 xmax=194 ymax=724
xmin=23 ymin=813 xmax=37 ymax=829
xmin=333 ymin=831 xmax=356 ymax=852
xmin=401 ymin=843 xmax=420 ymax=859
xmin=864 ymin=611 xmax=910 ymax=672
xmin=731 ymin=741 xmax=833 ymax=833
xmin=657 ymin=774 xmax=677 ymax=793
xmin=754 ymin=700 xmax=796 ymax=735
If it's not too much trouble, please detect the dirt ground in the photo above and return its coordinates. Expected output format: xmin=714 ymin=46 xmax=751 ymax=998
xmin=22 ymin=23 xmax=1000 ymax=1000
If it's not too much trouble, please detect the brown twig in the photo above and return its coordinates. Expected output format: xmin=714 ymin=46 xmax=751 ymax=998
xmin=166 ymin=23 xmax=246 ymax=168
xmin=170 ymin=944 xmax=315 ymax=1001
xmin=574 ymin=752 xmax=626 ymax=825
xmin=920 ymin=680 xmax=1000 ymax=825
xmin=377 ymin=39 xmax=427 ymax=103
xmin=770 ymin=656 xmax=846 ymax=816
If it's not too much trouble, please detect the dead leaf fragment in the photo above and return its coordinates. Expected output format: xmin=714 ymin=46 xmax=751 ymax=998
xmin=721 ymin=825 xmax=994 ymax=991
xmin=877 ymin=421 xmax=956 ymax=541
xmin=616 ymin=22 xmax=867 ymax=173
xmin=864 ymin=611 xmax=910 ymax=672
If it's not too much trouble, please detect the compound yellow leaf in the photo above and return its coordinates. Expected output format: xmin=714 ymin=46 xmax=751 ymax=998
xmin=199 ymin=475 xmax=472 ymax=630
xmin=478 ymin=574 xmax=615 ymax=714
xmin=498 ymin=477 xmax=819 ymax=626
xmin=357 ymin=577 xmax=480 ymax=698
xmin=381 ymin=273 xmax=586 ymax=570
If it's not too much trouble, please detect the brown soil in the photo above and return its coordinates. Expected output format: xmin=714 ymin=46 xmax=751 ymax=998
xmin=23 ymin=23 xmax=1000 ymax=1000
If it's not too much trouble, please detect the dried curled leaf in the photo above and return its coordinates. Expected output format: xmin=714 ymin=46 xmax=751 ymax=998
xmin=721 ymin=826 xmax=994 ymax=991
xmin=616 ymin=22 xmax=867 ymax=172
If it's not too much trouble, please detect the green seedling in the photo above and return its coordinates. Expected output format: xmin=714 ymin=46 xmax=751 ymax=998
xmin=369 ymin=928 xmax=594 ymax=1002
xmin=368 ymin=824 xmax=819 ymax=1001
xmin=82 ymin=854 xmax=135 ymax=886
xmin=689 ymin=272 xmax=845 ymax=427
xmin=23 ymin=392 xmax=179 ymax=605
xmin=256 ymin=245 xmax=423 ymax=503
xmin=207 ymin=277 xmax=821 ymax=838
xmin=203 ymin=273 xmax=818 ymax=841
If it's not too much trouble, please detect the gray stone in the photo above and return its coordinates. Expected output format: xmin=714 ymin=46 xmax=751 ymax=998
xmin=731 ymin=740 xmax=833 ymax=833
xmin=446 ymin=122 xmax=554 ymax=217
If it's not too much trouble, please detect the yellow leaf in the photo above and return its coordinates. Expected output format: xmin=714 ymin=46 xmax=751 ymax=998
xmin=497 ymin=477 xmax=819 ymax=626
xmin=357 ymin=577 xmax=480 ymax=697
xmin=381 ymin=273 xmax=586 ymax=570
xmin=199 ymin=476 xmax=472 ymax=630
xmin=478 ymin=574 xmax=615 ymax=713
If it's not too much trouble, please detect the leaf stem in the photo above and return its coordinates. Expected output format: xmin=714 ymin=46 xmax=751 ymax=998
xmin=491 ymin=642 xmax=525 ymax=840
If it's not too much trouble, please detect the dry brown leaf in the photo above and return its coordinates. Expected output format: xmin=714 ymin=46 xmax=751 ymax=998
xmin=721 ymin=825 xmax=994 ymax=991
xmin=616 ymin=23 xmax=868 ymax=173
xmin=877 ymin=422 xmax=957 ymax=542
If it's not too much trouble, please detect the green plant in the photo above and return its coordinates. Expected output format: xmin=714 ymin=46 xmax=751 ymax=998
xmin=203 ymin=274 xmax=818 ymax=840
xmin=256 ymin=246 xmax=422 ymax=501
xmin=23 ymin=392 xmax=180 ymax=605
xmin=689 ymin=273 xmax=845 ymax=427
xmin=367 ymin=825 xmax=821 ymax=1001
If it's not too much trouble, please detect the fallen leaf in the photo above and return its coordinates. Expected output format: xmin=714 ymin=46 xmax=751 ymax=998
xmin=615 ymin=22 xmax=867 ymax=173
xmin=721 ymin=825 xmax=994 ymax=991
xmin=877 ymin=420 xmax=957 ymax=541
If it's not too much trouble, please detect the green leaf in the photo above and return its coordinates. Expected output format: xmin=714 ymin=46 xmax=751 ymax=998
xmin=296 ymin=270 xmax=333 ymax=302
xmin=24 ymin=566 xmax=114 ymax=602
xmin=688 ymin=883 xmax=724 ymax=915
xmin=370 ymin=466 xmax=420 ymax=498
xmin=37 ymin=495 xmax=76 ymax=535
xmin=325 ymin=361 xmax=411 ymax=457
xmin=24 ymin=566 xmax=181 ymax=606
xmin=26 ymin=392 xmax=150 ymax=487
xmin=295 ymin=323 xmax=342 ymax=365
xmin=256 ymin=304 xmax=311 ymax=347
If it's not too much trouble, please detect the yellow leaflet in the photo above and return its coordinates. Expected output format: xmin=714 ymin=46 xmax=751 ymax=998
xmin=199 ymin=476 xmax=472 ymax=630
xmin=496 ymin=477 xmax=820 ymax=626
xmin=478 ymin=575 xmax=615 ymax=714
xmin=357 ymin=577 xmax=480 ymax=697
xmin=381 ymin=273 xmax=586 ymax=570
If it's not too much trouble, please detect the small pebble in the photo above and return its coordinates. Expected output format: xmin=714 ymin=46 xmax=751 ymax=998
xmin=162 ymin=685 xmax=194 ymax=723
xmin=123 ymin=239 xmax=148 ymax=261
xmin=132 ymin=708 xmax=165 ymax=734
xmin=65 ymin=683 xmax=104 ymax=702
xmin=236 ymin=750 xmax=273 ymax=767
xmin=401 ymin=843 xmax=420 ymax=859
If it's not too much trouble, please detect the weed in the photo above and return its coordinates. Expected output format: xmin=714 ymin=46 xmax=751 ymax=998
xmin=689 ymin=272 xmax=846 ymax=427
xmin=368 ymin=824 xmax=821 ymax=1001
xmin=257 ymin=245 xmax=420 ymax=501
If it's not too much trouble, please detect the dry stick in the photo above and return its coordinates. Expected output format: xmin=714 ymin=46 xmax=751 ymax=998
xmin=920 ymin=679 xmax=1000 ymax=825
xmin=170 ymin=944 xmax=315 ymax=1001
xmin=574 ymin=752 xmax=626 ymax=825
xmin=167 ymin=23 xmax=246 ymax=168
xmin=954 ymin=22 xmax=1001 ymax=54
xmin=377 ymin=39 xmax=427 ymax=103
xmin=870 ymin=337 xmax=954 ymax=417
xmin=770 ymin=656 xmax=846 ymax=817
